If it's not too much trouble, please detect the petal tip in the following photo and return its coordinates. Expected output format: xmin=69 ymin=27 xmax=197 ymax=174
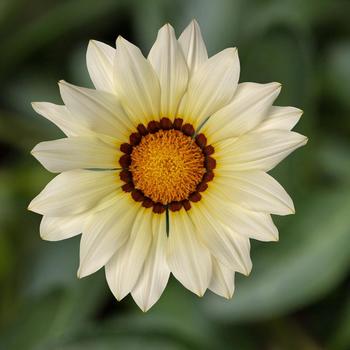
xmin=195 ymin=288 xmax=207 ymax=297
xmin=224 ymin=291 xmax=234 ymax=299
xmin=77 ymin=267 xmax=85 ymax=279
xmin=243 ymin=263 xmax=253 ymax=276
xmin=163 ymin=22 xmax=172 ymax=29
xmin=116 ymin=35 xmax=126 ymax=45
xmin=139 ymin=302 xmax=152 ymax=312
xmin=39 ymin=232 xmax=50 ymax=241
xmin=77 ymin=263 xmax=95 ymax=279
xmin=272 ymin=235 xmax=279 ymax=242
xmin=27 ymin=198 xmax=40 ymax=213
xmin=114 ymin=291 xmax=128 ymax=302
xmin=31 ymin=101 xmax=39 ymax=110
xmin=270 ymin=81 xmax=282 ymax=90
xmin=58 ymin=79 xmax=68 ymax=88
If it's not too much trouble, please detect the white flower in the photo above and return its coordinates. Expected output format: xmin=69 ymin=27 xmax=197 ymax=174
xmin=28 ymin=20 xmax=307 ymax=311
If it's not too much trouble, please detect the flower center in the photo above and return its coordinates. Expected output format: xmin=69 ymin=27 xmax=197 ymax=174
xmin=118 ymin=118 xmax=216 ymax=214
xmin=130 ymin=129 xmax=205 ymax=205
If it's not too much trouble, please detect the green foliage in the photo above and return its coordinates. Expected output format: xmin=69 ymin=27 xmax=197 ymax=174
xmin=0 ymin=0 xmax=349 ymax=349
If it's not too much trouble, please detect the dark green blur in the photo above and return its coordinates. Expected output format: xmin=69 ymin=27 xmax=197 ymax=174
xmin=0 ymin=0 xmax=349 ymax=349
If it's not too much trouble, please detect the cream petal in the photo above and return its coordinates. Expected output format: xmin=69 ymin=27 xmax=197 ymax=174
xmin=131 ymin=213 xmax=170 ymax=311
xmin=215 ymin=130 xmax=308 ymax=172
xmin=31 ymin=102 xmax=86 ymax=137
xmin=78 ymin=195 xmax=138 ymax=278
xmin=167 ymin=210 xmax=212 ymax=296
xmin=209 ymin=257 xmax=235 ymax=299
xmin=190 ymin=204 xmax=252 ymax=275
xmin=202 ymin=82 xmax=281 ymax=143
xmin=28 ymin=170 xmax=121 ymax=216
xmin=178 ymin=19 xmax=208 ymax=75
xmin=213 ymin=170 xmax=294 ymax=215
xmin=180 ymin=48 xmax=240 ymax=127
xmin=114 ymin=36 xmax=161 ymax=125
xmin=59 ymin=80 xmax=133 ymax=139
xmin=148 ymin=24 xmax=188 ymax=118
xmin=86 ymin=40 xmax=116 ymax=93
xmin=31 ymin=135 xmax=120 ymax=173
xmin=105 ymin=208 xmax=153 ymax=301
xmin=255 ymin=106 xmax=303 ymax=132
xmin=40 ymin=213 xmax=88 ymax=241
xmin=203 ymin=190 xmax=278 ymax=241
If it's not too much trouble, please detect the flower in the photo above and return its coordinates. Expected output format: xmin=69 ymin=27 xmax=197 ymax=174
xmin=28 ymin=20 xmax=307 ymax=311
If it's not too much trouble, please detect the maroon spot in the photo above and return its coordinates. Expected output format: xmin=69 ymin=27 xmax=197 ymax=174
xmin=142 ymin=197 xmax=153 ymax=208
xmin=182 ymin=123 xmax=195 ymax=136
xmin=160 ymin=117 xmax=172 ymax=130
xmin=119 ymin=154 xmax=131 ymax=168
xmin=206 ymin=157 xmax=216 ymax=170
xmin=173 ymin=118 xmax=183 ymax=130
xmin=153 ymin=203 xmax=166 ymax=214
xmin=122 ymin=183 xmax=134 ymax=192
xmin=182 ymin=200 xmax=191 ymax=211
xmin=195 ymin=134 xmax=207 ymax=148
xmin=203 ymin=171 xmax=214 ymax=183
xmin=120 ymin=143 xmax=133 ymax=154
xmin=129 ymin=132 xmax=142 ymax=146
xmin=147 ymin=121 xmax=160 ymax=133
xmin=137 ymin=124 xmax=148 ymax=136
xmin=131 ymin=190 xmax=144 ymax=202
xmin=169 ymin=201 xmax=182 ymax=212
xmin=119 ymin=169 xmax=132 ymax=183
xmin=203 ymin=145 xmax=215 ymax=156
xmin=189 ymin=192 xmax=201 ymax=202
xmin=197 ymin=182 xmax=208 ymax=192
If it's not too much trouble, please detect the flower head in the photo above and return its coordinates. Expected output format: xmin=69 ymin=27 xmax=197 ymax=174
xmin=29 ymin=20 xmax=307 ymax=311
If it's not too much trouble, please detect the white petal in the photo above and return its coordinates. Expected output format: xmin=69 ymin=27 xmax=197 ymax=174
xmin=190 ymin=204 xmax=252 ymax=275
xmin=132 ymin=213 xmax=170 ymax=311
xmin=40 ymin=213 xmax=88 ymax=241
xmin=209 ymin=257 xmax=235 ymax=299
xmin=78 ymin=195 xmax=138 ymax=278
xmin=148 ymin=24 xmax=188 ymax=118
xmin=105 ymin=208 xmax=153 ymax=300
xmin=59 ymin=81 xmax=133 ymax=139
xmin=86 ymin=40 xmax=115 ymax=93
xmin=203 ymin=190 xmax=278 ymax=241
xmin=31 ymin=136 xmax=120 ymax=173
xmin=114 ymin=37 xmax=161 ymax=125
xmin=213 ymin=171 xmax=295 ymax=215
xmin=255 ymin=106 xmax=303 ymax=132
xmin=180 ymin=48 xmax=240 ymax=127
xmin=178 ymin=19 xmax=208 ymax=75
xmin=28 ymin=170 xmax=121 ymax=216
xmin=215 ymin=130 xmax=308 ymax=172
xmin=31 ymin=102 xmax=86 ymax=137
xmin=202 ymin=82 xmax=281 ymax=143
xmin=167 ymin=210 xmax=212 ymax=296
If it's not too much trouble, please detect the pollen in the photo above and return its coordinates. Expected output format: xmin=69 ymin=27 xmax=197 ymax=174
xmin=130 ymin=129 xmax=205 ymax=205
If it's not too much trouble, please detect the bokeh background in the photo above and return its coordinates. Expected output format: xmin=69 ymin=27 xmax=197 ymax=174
xmin=1 ymin=0 xmax=350 ymax=349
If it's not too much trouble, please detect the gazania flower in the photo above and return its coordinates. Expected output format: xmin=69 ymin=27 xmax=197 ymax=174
xmin=29 ymin=20 xmax=307 ymax=311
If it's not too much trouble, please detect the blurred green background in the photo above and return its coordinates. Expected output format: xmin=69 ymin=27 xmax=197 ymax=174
xmin=1 ymin=0 xmax=350 ymax=349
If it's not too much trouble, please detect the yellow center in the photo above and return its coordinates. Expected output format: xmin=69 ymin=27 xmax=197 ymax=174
xmin=130 ymin=129 xmax=205 ymax=205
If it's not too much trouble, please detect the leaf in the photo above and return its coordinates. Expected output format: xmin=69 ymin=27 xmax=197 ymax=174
xmin=203 ymin=188 xmax=350 ymax=322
